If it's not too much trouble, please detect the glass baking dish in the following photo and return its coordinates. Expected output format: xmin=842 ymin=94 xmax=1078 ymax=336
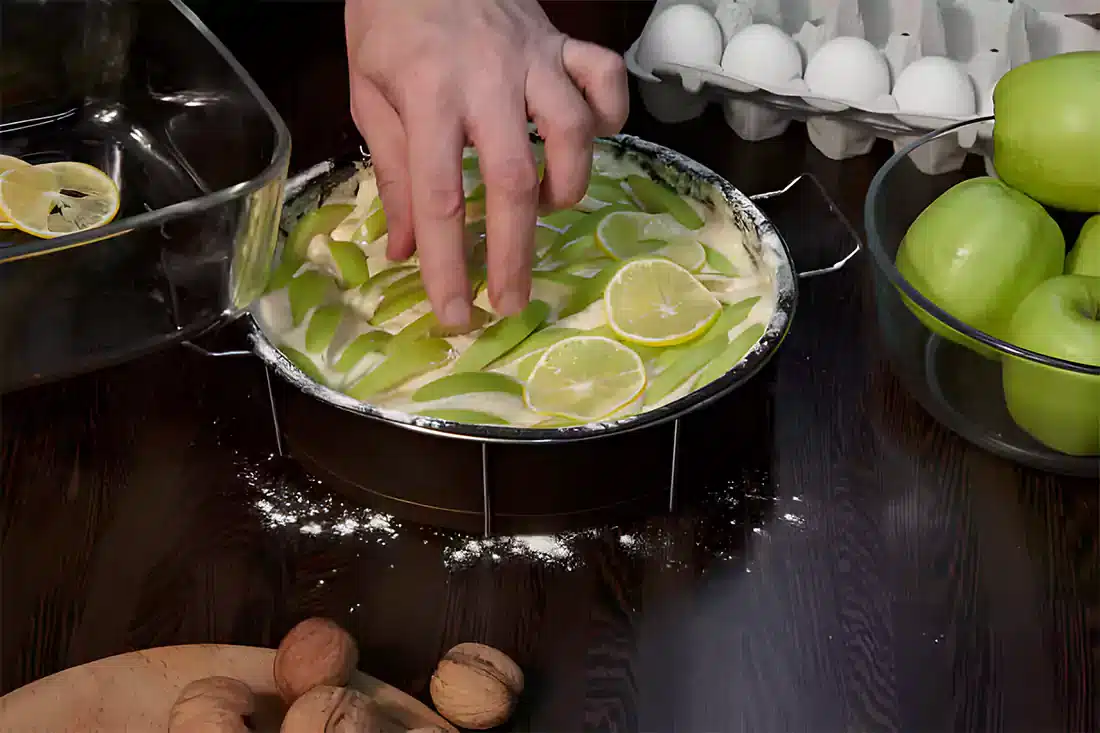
xmin=0 ymin=0 xmax=291 ymax=393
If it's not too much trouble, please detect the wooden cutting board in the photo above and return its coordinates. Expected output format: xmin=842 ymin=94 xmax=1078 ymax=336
xmin=0 ymin=644 xmax=456 ymax=732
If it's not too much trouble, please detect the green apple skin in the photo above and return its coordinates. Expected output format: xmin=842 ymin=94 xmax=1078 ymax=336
xmin=1002 ymin=275 xmax=1100 ymax=456
xmin=895 ymin=176 xmax=1065 ymax=358
xmin=1066 ymin=215 xmax=1100 ymax=277
xmin=993 ymin=51 xmax=1100 ymax=214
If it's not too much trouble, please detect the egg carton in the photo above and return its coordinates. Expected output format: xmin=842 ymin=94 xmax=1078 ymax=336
xmin=625 ymin=0 xmax=1100 ymax=174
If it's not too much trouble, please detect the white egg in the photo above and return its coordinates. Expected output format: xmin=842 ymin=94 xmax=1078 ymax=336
xmin=893 ymin=56 xmax=977 ymax=117
xmin=721 ymin=23 xmax=803 ymax=86
xmin=637 ymin=4 xmax=724 ymax=69
xmin=804 ymin=37 xmax=891 ymax=102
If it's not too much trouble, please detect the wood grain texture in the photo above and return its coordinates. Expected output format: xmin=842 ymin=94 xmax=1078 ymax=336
xmin=2 ymin=2 xmax=1097 ymax=732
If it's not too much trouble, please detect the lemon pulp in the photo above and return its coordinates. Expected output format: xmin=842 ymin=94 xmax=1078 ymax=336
xmin=0 ymin=161 xmax=120 ymax=239
xmin=523 ymin=335 xmax=647 ymax=421
xmin=604 ymin=258 xmax=722 ymax=346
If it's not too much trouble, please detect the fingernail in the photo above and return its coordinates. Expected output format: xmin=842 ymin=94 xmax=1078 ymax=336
xmin=440 ymin=296 xmax=470 ymax=328
xmin=497 ymin=288 xmax=529 ymax=317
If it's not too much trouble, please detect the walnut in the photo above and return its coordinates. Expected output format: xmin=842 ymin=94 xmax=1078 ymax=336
xmin=168 ymin=676 xmax=255 ymax=733
xmin=280 ymin=685 xmax=386 ymax=733
xmin=429 ymin=643 xmax=523 ymax=730
xmin=274 ymin=617 xmax=359 ymax=704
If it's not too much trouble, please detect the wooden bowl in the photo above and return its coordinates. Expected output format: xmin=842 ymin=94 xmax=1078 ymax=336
xmin=0 ymin=644 xmax=455 ymax=732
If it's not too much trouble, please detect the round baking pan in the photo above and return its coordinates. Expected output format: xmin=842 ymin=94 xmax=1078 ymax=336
xmin=194 ymin=136 xmax=859 ymax=534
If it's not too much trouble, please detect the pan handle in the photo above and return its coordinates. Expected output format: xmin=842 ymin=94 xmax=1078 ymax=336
xmin=181 ymin=316 xmax=255 ymax=358
xmin=750 ymin=173 xmax=862 ymax=280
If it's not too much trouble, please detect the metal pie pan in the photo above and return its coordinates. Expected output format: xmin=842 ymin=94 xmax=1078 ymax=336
xmin=247 ymin=134 xmax=799 ymax=445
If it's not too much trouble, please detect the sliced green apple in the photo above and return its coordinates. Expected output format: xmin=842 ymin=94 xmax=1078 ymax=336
xmin=267 ymin=255 xmax=302 ymax=293
xmin=388 ymin=307 xmax=493 ymax=352
xmin=345 ymin=337 xmax=453 ymax=400
xmin=281 ymin=345 xmax=327 ymax=386
xmin=490 ymin=326 xmax=584 ymax=367
xmin=415 ymin=408 xmax=509 ymax=425
xmin=453 ymin=299 xmax=551 ymax=372
xmin=539 ymin=208 xmax=586 ymax=231
xmin=557 ymin=261 xmax=622 ymax=319
xmin=327 ymin=239 xmax=371 ymax=288
xmin=351 ymin=197 xmax=387 ymax=244
xmin=287 ymin=270 xmax=338 ymax=327
xmin=411 ymin=371 xmax=523 ymax=402
xmin=331 ymin=331 xmax=392 ymax=373
xmin=695 ymin=323 xmax=766 ymax=387
xmin=703 ymin=245 xmax=739 ymax=276
xmin=655 ymin=297 xmax=760 ymax=371
xmin=287 ymin=204 xmax=354 ymax=263
xmin=625 ymin=174 xmax=704 ymax=230
xmin=370 ymin=285 xmax=428 ymax=326
xmin=645 ymin=335 xmax=730 ymax=406
xmin=304 ymin=304 xmax=345 ymax=353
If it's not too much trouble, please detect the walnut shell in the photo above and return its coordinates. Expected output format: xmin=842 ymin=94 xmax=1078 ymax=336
xmin=280 ymin=685 xmax=387 ymax=733
xmin=429 ymin=643 xmax=523 ymax=730
xmin=168 ymin=676 xmax=255 ymax=733
xmin=274 ymin=617 xmax=359 ymax=703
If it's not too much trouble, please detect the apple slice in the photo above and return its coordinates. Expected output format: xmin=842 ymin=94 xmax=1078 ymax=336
xmin=695 ymin=323 xmax=766 ymax=388
xmin=345 ymin=337 xmax=454 ymax=400
xmin=388 ymin=307 xmax=493 ymax=353
xmin=625 ymin=174 xmax=704 ymax=230
xmin=539 ymin=208 xmax=586 ymax=231
xmin=703 ymin=245 xmax=739 ymax=276
xmin=415 ymin=408 xmax=509 ymax=425
xmin=331 ymin=331 xmax=392 ymax=373
xmin=557 ymin=261 xmax=622 ymax=319
xmin=286 ymin=204 xmax=354 ymax=263
xmin=453 ymin=300 xmax=551 ymax=372
xmin=655 ymin=296 xmax=760 ymax=371
xmin=350 ymin=196 xmax=387 ymax=244
xmin=411 ymin=371 xmax=523 ymax=402
xmin=287 ymin=270 xmax=338 ymax=327
xmin=326 ymin=240 xmax=372 ymax=288
xmin=645 ymin=334 xmax=731 ymax=406
xmin=280 ymin=345 xmax=327 ymax=386
xmin=489 ymin=326 xmax=584 ymax=368
xmin=304 ymin=304 xmax=345 ymax=353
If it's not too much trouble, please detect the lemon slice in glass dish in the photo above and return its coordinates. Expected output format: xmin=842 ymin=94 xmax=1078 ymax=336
xmin=604 ymin=257 xmax=721 ymax=347
xmin=595 ymin=210 xmax=706 ymax=271
xmin=0 ymin=161 xmax=120 ymax=239
xmin=523 ymin=335 xmax=647 ymax=421
xmin=0 ymin=155 xmax=32 ymax=230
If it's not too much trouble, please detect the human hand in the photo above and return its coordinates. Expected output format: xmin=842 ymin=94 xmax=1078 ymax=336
xmin=345 ymin=0 xmax=628 ymax=327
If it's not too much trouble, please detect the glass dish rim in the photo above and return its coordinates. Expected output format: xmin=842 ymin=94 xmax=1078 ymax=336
xmin=863 ymin=116 xmax=1100 ymax=377
xmin=0 ymin=0 xmax=292 ymax=266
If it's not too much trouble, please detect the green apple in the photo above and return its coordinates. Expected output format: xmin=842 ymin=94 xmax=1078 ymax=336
xmin=1066 ymin=215 xmax=1100 ymax=277
xmin=993 ymin=51 xmax=1100 ymax=214
xmin=895 ymin=176 xmax=1065 ymax=357
xmin=1002 ymin=275 xmax=1100 ymax=456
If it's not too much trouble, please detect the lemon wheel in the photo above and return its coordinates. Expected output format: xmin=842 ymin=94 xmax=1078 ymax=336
xmin=604 ymin=257 xmax=721 ymax=347
xmin=0 ymin=161 xmax=120 ymax=239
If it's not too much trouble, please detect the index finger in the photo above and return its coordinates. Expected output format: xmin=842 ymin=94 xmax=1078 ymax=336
xmin=467 ymin=90 xmax=540 ymax=317
xmin=402 ymin=98 xmax=470 ymax=328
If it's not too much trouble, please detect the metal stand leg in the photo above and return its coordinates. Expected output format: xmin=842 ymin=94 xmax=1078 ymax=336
xmin=263 ymin=365 xmax=285 ymax=458
xmin=668 ymin=418 xmax=681 ymax=512
xmin=480 ymin=443 xmax=492 ymax=538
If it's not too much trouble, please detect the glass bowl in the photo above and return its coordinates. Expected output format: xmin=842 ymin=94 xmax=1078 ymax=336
xmin=865 ymin=118 xmax=1099 ymax=477
xmin=0 ymin=0 xmax=290 ymax=393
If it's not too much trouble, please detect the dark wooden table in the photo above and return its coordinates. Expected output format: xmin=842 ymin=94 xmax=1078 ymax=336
xmin=2 ymin=3 xmax=1097 ymax=731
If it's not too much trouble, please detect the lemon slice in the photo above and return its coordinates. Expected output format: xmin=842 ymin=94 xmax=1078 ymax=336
xmin=523 ymin=335 xmax=646 ymax=421
xmin=0 ymin=155 xmax=30 ymax=229
xmin=595 ymin=210 xmax=708 ymax=272
xmin=0 ymin=161 xmax=120 ymax=239
xmin=604 ymin=258 xmax=721 ymax=346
